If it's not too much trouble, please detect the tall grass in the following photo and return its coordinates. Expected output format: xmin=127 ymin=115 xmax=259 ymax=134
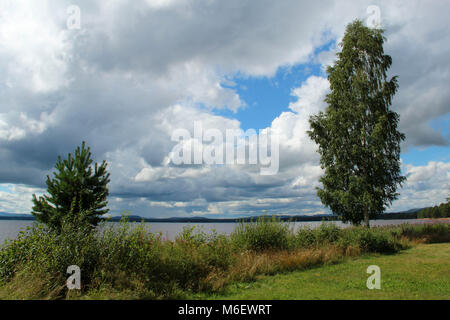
xmin=0 ymin=218 xmax=235 ymax=299
xmin=394 ymin=223 xmax=450 ymax=243
xmin=231 ymin=216 xmax=294 ymax=251
xmin=0 ymin=217 xmax=448 ymax=299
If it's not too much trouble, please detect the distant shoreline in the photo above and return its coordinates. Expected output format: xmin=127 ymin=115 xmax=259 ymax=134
xmin=0 ymin=212 xmax=423 ymax=223
xmin=0 ymin=216 xmax=35 ymax=221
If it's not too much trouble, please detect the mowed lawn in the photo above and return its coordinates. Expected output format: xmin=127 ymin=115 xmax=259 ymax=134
xmin=203 ymin=243 xmax=450 ymax=300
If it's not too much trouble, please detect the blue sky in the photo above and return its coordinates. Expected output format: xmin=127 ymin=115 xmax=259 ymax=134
xmin=216 ymin=41 xmax=334 ymax=131
xmin=217 ymin=49 xmax=449 ymax=169
xmin=217 ymin=64 xmax=322 ymax=131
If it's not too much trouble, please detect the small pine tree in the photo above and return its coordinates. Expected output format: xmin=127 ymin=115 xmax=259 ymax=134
xmin=32 ymin=142 xmax=110 ymax=232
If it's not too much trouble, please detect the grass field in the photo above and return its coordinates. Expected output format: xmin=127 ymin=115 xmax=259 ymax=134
xmin=199 ymin=243 xmax=450 ymax=300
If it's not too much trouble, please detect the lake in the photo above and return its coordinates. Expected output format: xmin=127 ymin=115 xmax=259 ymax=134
xmin=0 ymin=219 xmax=435 ymax=244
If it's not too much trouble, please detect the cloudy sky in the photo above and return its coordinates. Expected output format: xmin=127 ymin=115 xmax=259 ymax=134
xmin=0 ymin=0 xmax=449 ymax=218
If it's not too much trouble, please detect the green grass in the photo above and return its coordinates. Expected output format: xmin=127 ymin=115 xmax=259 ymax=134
xmin=200 ymin=243 xmax=450 ymax=300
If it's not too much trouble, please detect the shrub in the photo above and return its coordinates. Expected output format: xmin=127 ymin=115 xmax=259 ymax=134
xmin=0 ymin=219 xmax=100 ymax=296
xmin=295 ymin=223 xmax=342 ymax=248
xmin=315 ymin=223 xmax=341 ymax=244
xmin=0 ymin=217 xmax=236 ymax=298
xmin=231 ymin=216 xmax=294 ymax=251
xmin=338 ymin=227 xmax=404 ymax=253
xmin=395 ymin=223 xmax=450 ymax=243
xmin=295 ymin=226 xmax=317 ymax=247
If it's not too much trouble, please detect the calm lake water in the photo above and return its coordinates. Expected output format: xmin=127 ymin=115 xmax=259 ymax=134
xmin=0 ymin=219 xmax=436 ymax=244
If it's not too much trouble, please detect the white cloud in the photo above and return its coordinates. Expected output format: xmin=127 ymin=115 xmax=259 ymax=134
xmin=0 ymin=184 xmax=45 ymax=213
xmin=389 ymin=162 xmax=450 ymax=211
xmin=0 ymin=1 xmax=71 ymax=92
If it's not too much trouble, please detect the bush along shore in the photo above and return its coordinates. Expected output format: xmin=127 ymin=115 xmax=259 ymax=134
xmin=0 ymin=216 xmax=449 ymax=299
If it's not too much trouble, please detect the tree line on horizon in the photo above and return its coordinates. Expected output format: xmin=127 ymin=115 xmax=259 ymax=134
xmin=417 ymin=200 xmax=450 ymax=219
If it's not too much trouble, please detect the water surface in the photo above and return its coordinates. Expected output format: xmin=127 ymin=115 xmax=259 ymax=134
xmin=0 ymin=219 xmax=433 ymax=244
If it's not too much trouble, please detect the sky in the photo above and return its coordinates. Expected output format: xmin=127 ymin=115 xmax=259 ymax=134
xmin=0 ymin=0 xmax=449 ymax=218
